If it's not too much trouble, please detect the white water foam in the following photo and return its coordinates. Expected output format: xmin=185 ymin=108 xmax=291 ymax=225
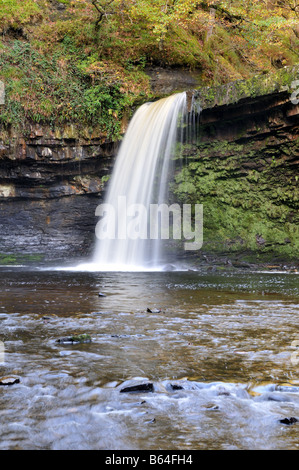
xmin=73 ymin=92 xmax=191 ymax=272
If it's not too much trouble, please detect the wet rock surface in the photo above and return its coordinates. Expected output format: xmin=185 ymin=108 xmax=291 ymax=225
xmin=0 ymin=376 xmax=20 ymax=386
xmin=56 ymin=334 xmax=92 ymax=344
xmin=120 ymin=383 xmax=154 ymax=393
xmin=0 ymin=128 xmax=117 ymax=261
xmin=279 ymin=417 xmax=298 ymax=425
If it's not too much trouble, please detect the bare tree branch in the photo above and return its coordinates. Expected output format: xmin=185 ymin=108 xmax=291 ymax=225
xmin=91 ymin=0 xmax=116 ymax=29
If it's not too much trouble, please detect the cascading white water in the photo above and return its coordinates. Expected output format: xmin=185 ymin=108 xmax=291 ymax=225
xmin=91 ymin=92 xmax=188 ymax=271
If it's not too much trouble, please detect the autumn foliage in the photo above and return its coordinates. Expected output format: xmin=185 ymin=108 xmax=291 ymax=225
xmin=0 ymin=0 xmax=298 ymax=134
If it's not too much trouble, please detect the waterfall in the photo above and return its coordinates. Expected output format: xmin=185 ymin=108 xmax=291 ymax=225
xmin=64 ymin=90 xmax=201 ymax=273
xmin=91 ymin=92 xmax=189 ymax=271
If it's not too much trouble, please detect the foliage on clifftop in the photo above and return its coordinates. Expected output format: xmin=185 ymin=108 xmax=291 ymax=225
xmin=0 ymin=0 xmax=298 ymax=138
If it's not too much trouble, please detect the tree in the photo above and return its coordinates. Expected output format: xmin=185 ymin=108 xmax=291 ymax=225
xmin=90 ymin=0 xmax=118 ymax=28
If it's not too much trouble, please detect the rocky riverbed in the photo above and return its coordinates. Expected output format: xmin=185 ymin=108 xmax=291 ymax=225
xmin=0 ymin=267 xmax=298 ymax=450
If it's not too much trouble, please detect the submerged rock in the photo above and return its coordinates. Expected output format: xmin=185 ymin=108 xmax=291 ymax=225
xmin=111 ymin=334 xmax=130 ymax=338
xmin=0 ymin=376 xmax=20 ymax=386
xmin=170 ymin=384 xmax=184 ymax=391
xmin=147 ymin=308 xmax=161 ymax=313
xmin=268 ymin=394 xmax=291 ymax=402
xmin=56 ymin=334 xmax=92 ymax=344
xmin=146 ymin=418 xmax=156 ymax=424
xmin=120 ymin=383 xmax=154 ymax=393
xmin=206 ymin=404 xmax=220 ymax=411
xmin=257 ymin=392 xmax=292 ymax=403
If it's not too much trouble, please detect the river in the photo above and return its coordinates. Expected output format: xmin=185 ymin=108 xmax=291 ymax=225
xmin=0 ymin=266 xmax=298 ymax=450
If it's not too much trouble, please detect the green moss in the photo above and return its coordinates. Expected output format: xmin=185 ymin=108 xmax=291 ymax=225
xmin=0 ymin=254 xmax=18 ymax=265
xmin=195 ymin=65 xmax=299 ymax=109
xmin=172 ymin=139 xmax=299 ymax=261
xmin=70 ymin=334 xmax=91 ymax=343
xmin=0 ymin=252 xmax=44 ymax=265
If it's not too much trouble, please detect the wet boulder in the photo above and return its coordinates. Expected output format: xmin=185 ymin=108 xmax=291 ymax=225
xmin=120 ymin=383 xmax=154 ymax=393
xmin=0 ymin=376 xmax=20 ymax=386
xmin=279 ymin=417 xmax=298 ymax=425
xmin=170 ymin=384 xmax=184 ymax=391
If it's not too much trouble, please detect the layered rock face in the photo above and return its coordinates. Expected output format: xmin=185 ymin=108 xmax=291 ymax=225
xmin=0 ymin=124 xmax=117 ymax=262
xmin=174 ymin=66 xmax=299 ymax=265
xmin=0 ymin=66 xmax=298 ymax=265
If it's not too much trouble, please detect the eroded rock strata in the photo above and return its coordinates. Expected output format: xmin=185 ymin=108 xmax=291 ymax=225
xmin=0 ymin=125 xmax=117 ymax=262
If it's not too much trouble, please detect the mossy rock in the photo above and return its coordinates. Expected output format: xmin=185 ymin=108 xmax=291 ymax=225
xmin=0 ymin=253 xmax=44 ymax=265
xmin=172 ymin=136 xmax=299 ymax=263
xmin=194 ymin=65 xmax=299 ymax=109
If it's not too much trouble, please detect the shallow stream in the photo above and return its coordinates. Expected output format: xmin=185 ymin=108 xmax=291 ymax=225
xmin=0 ymin=267 xmax=298 ymax=450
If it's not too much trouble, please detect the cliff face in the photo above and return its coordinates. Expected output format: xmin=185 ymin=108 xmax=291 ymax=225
xmin=0 ymin=124 xmax=118 ymax=263
xmin=0 ymin=66 xmax=298 ymax=265
xmin=175 ymin=87 xmax=298 ymax=265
